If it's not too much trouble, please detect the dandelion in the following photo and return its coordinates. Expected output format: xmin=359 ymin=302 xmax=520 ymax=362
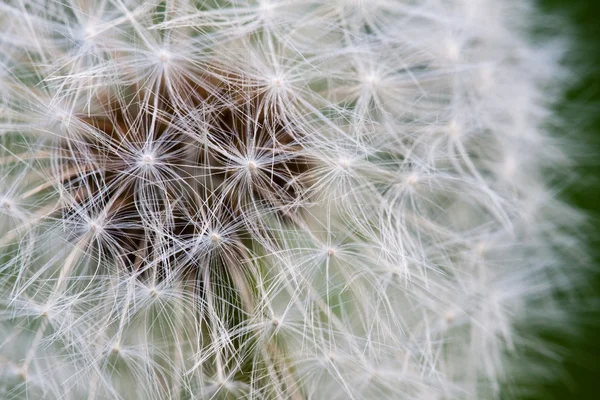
xmin=0 ymin=1 xmax=586 ymax=399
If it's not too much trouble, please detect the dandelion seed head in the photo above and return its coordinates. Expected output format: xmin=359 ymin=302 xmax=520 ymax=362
xmin=0 ymin=0 xmax=587 ymax=399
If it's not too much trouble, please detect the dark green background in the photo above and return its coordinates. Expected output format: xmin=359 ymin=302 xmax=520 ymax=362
xmin=522 ymin=1 xmax=600 ymax=399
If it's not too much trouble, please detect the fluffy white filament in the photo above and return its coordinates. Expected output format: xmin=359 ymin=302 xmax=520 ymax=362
xmin=0 ymin=1 xmax=584 ymax=399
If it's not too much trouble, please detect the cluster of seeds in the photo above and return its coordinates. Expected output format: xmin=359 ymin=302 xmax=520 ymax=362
xmin=0 ymin=1 xmax=583 ymax=399
xmin=57 ymin=71 xmax=310 ymax=280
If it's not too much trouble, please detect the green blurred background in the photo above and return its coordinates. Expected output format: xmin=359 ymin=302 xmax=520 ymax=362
xmin=522 ymin=1 xmax=600 ymax=399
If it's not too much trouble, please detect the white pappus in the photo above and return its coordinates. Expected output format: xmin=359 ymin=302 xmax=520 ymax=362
xmin=0 ymin=1 xmax=586 ymax=399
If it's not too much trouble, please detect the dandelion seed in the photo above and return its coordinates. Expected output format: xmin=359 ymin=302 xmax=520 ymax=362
xmin=406 ymin=173 xmax=419 ymax=187
xmin=448 ymin=120 xmax=462 ymax=139
xmin=444 ymin=309 xmax=456 ymax=324
xmin=246 ymin=159 xmax=257 ymax=172
xmin=157 ymin=50 xmax=171 ymax=65
xmin=210 ymin=233 xmax=221 ymax=244
xmin=82 ymin=25 xmax=97 ymax=42
xmin=362 ymin=73 xmax=379 ymax=89
xmin=137 ymin=151 xmax=157 ymax=168
xmin=16 ymin=368 xmax=27 ymax=382
xmin=338 ymin=157 xmax=351 ymax=170
xmin=0 ymin=197 xmax=12 ymax=210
